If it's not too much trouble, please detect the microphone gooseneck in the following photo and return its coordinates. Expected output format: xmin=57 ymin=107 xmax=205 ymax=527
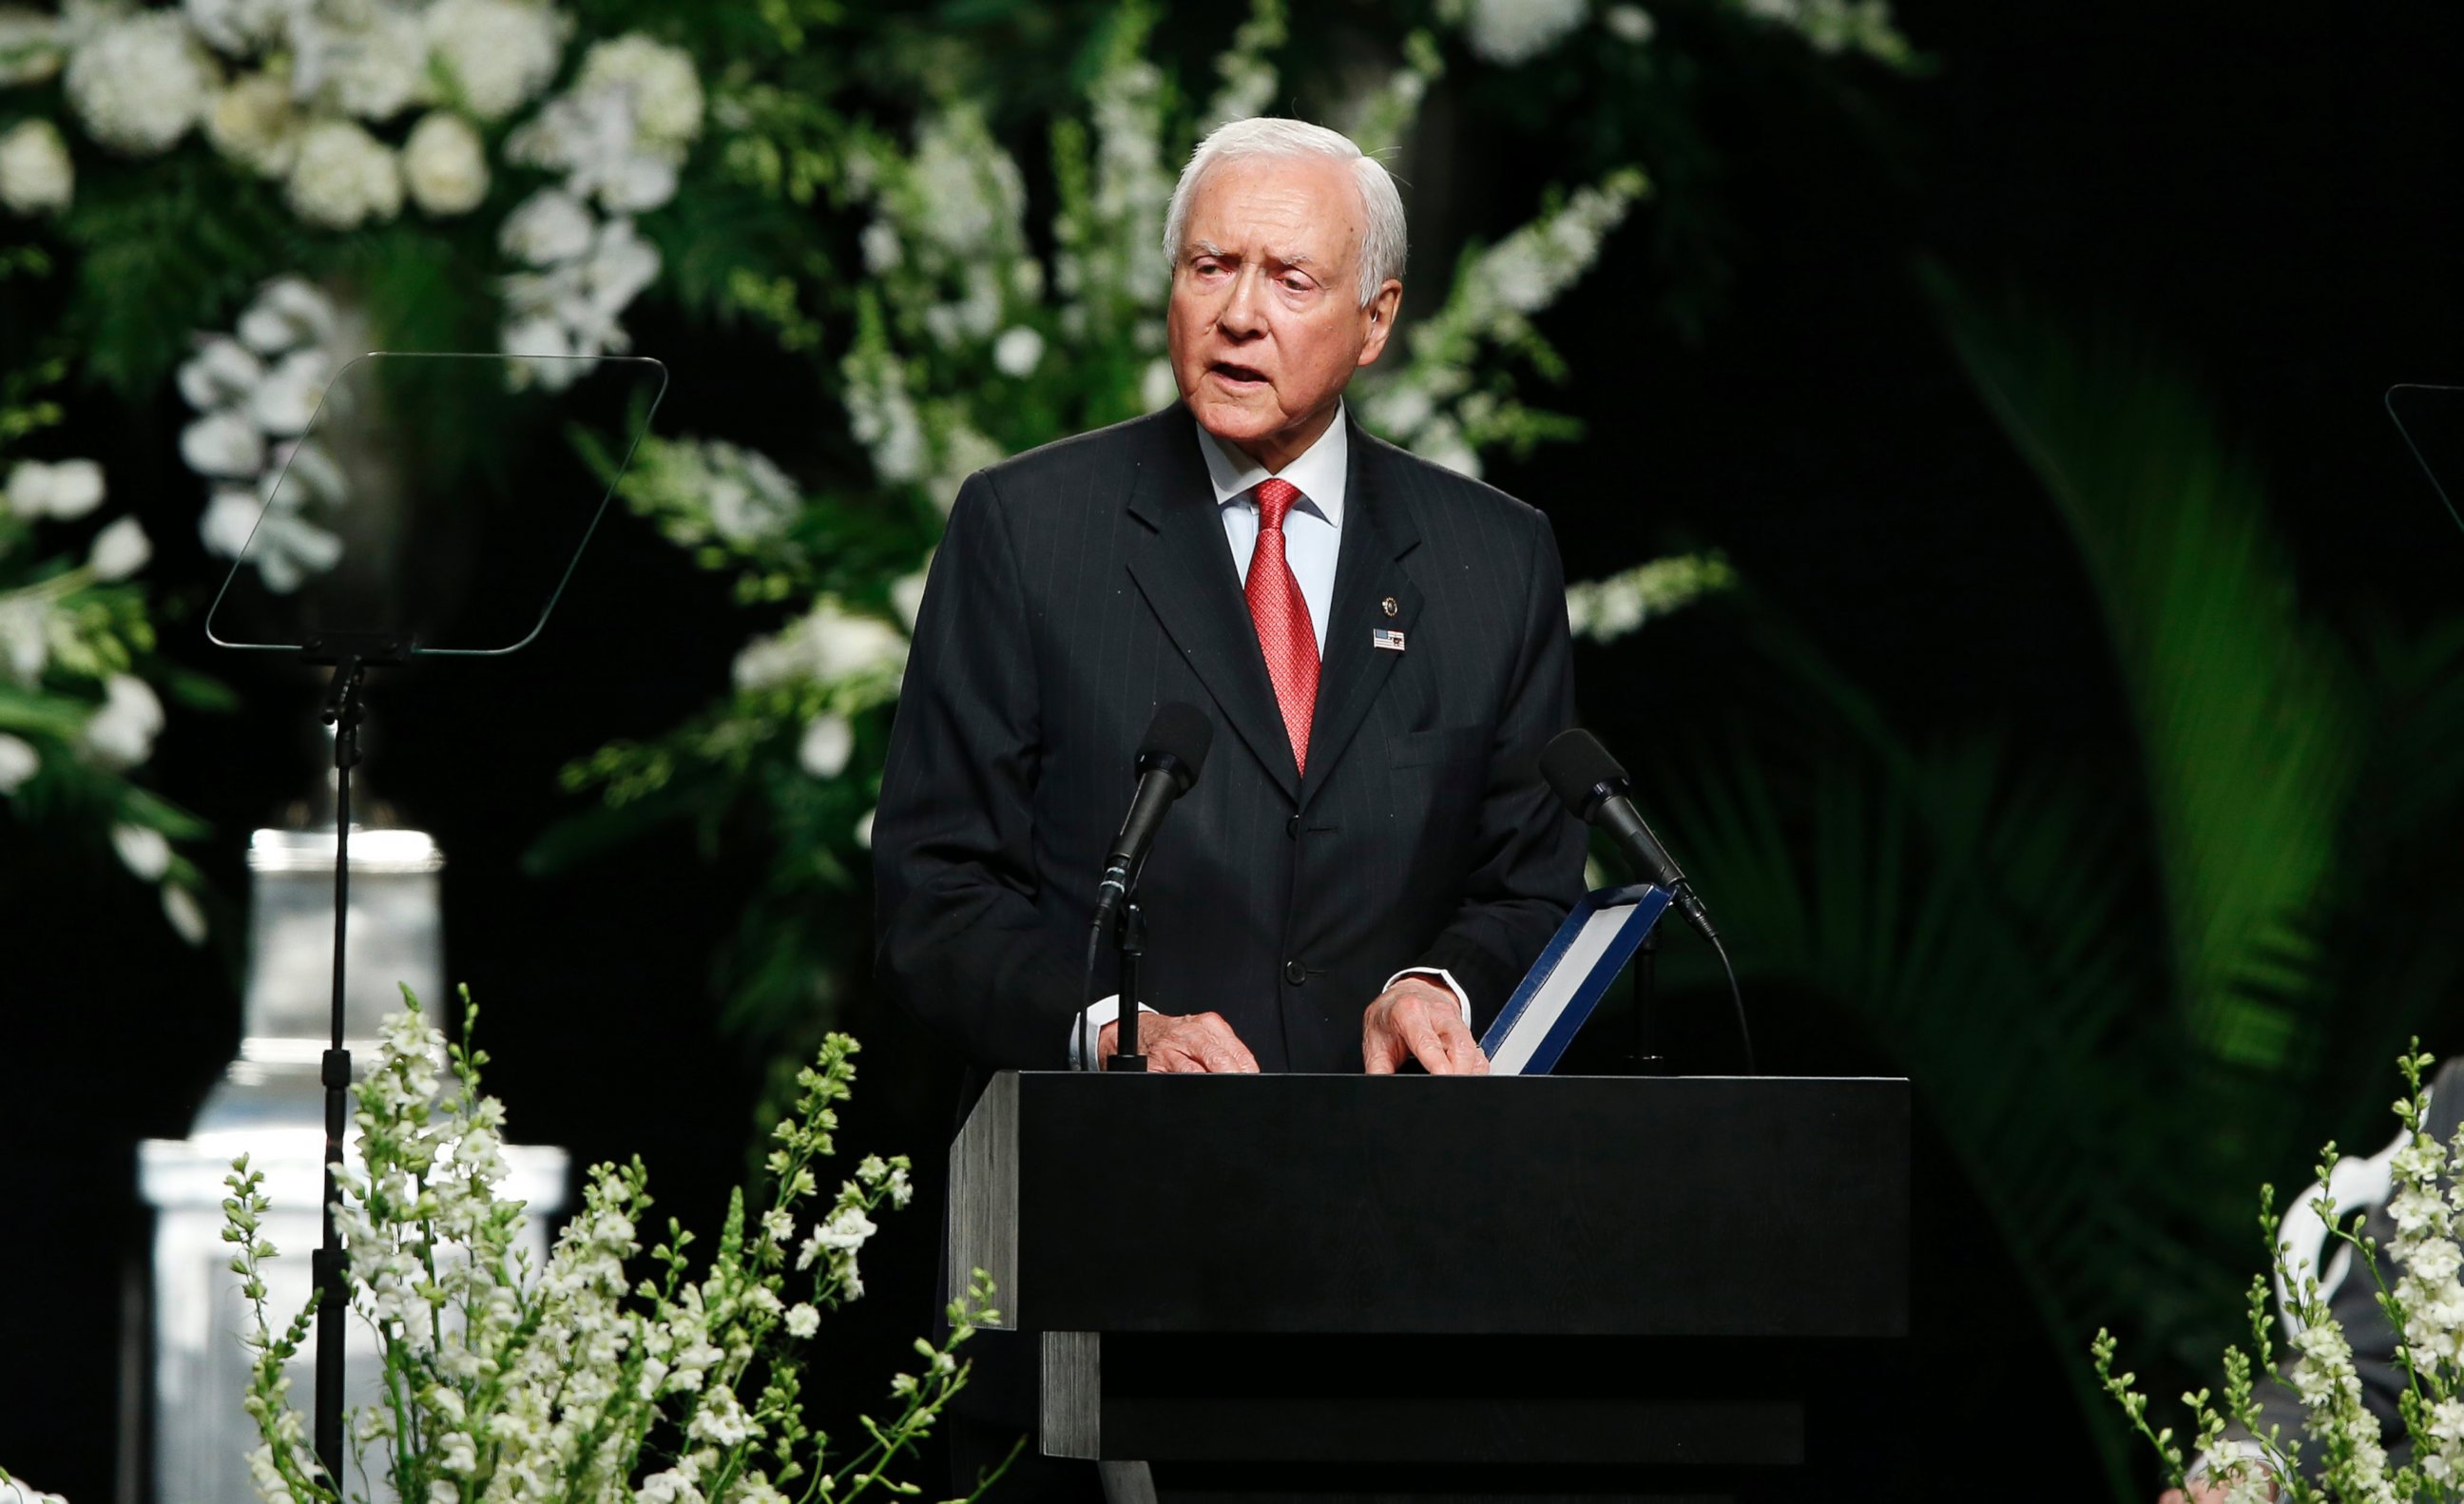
xmin=1082 ymin=704 xmax=1215 ymax=1070
xmin=1541 ymin=727 xmax=1755 ymax=1074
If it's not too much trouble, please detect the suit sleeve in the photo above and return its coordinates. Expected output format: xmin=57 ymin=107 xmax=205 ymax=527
xmin=873 ymin=471 xmax=1086 ymax=1070
xmin=1410 ymin=507 xmax=1587 ymax=1032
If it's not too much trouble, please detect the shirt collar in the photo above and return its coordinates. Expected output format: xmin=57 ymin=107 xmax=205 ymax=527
xmin=1194 ymin=399 xmax=1349 ymax=527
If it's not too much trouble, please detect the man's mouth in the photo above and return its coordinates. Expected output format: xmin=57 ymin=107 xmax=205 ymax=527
xmin=1210 ymin=361 xmax=1268 ymax=387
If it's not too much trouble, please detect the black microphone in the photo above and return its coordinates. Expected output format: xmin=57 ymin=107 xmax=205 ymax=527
xmin=1541 ymin=727 xmax=1717 ymax=946
xmin=1093 ymin=703 xmax=1214 ymax=931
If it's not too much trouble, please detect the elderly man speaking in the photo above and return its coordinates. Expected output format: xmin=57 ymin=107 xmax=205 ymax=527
xmin=875 ymin=115 xmax=1583 ymax=1090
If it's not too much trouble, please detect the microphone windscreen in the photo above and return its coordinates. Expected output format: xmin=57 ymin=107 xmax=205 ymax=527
xmin=1540 ymin=727 xmax=1627 ymax=817
xmin=1139 ymin=702 xmax=1214 ymax=788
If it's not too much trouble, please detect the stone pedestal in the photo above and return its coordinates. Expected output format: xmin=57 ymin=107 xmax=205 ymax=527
xmin=139 ymin=828 xmax=568 ymax=1504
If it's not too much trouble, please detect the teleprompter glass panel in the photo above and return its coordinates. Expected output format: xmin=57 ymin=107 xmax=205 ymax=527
xmin=204 ymin=352 xmax=667 ymax=656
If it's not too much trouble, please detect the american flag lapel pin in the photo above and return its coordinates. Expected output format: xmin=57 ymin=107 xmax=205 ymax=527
xmin=1373 ymin=627 xmax=1407 ymax=652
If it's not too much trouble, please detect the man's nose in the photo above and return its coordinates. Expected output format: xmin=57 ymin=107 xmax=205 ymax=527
xmin=1219 ymin=266 xmax=1268 ymax=337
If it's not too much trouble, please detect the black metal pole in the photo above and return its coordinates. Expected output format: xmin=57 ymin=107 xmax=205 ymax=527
xmin=312 ymin=659 xmax=364 ymax=1485
xmin=1110 ymin=900 xmax=1147 ymax=1071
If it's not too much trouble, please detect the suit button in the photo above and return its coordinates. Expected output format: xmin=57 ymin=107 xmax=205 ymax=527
xmin=1285 ymin=815 xmax=1299 ymax=839
xmin=1282 ymin=959 xmax=1307 ymax=986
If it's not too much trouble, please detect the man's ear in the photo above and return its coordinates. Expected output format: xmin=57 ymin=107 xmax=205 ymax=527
xmin=1357 ymin=279 xmax=1404 ymax=366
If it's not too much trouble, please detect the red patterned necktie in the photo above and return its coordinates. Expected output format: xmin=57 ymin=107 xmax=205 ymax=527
xmin=1246 ymin=477 xmax=1319 ymax=774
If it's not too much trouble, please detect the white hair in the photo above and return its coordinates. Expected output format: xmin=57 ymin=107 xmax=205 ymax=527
xmin=1162 ymin=117 xmax=1407 ymax=307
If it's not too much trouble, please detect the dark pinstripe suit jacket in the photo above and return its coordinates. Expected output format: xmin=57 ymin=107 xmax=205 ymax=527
xmin=873 ymin=401 xmax=1585 ymax=1086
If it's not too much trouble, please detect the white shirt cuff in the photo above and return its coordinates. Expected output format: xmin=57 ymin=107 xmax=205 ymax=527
xmin=1386 ymin=968 xmax=1473 ymax=1029
xmin=1069 ymin=994 xmax=1159 ymax=1070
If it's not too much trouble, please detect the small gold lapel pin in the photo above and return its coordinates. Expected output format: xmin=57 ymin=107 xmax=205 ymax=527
xmin=1381 ymin=596 xmax=1399 ymax=617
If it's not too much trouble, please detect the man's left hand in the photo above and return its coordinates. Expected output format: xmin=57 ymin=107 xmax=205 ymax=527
xmin=1362 ymin=978 xmax=1489 ymax=1075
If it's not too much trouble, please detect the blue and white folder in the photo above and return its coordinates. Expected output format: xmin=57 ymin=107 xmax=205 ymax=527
xmin=1479 ymin=884 xmax=1671 ymax=1076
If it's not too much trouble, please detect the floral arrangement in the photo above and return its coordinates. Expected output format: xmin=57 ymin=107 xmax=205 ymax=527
xmin=2096 ymin=1045 xmax=2464 ymax=1501
xmin=224 ymin=987 xmax=998 ymax=1504
xmin=0 ymin=355 xmax=222 ymax=940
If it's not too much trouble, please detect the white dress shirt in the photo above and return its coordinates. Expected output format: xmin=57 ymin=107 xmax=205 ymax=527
xmin=1068 ymin=404 xmax=1472 ymax=1067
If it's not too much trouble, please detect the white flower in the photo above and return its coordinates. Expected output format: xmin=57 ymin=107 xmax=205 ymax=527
xmin=201 ymin=489 xmax=344 ymax=591
xmin=182 ymin=411 xmax=268 ymax=479
xmin=890 ymin=561 xmax=931 ymax=630
xmin=0 ymin=596 xmax=45 ymax=682
xmin=905 ymin=110 xmax=1027 ymax=262
xmin=635 ymin=1468 xmax=703 ymax=1504
xmin=992 ymin=325 xmax=1044 ymax=378
xmin=204 ymin=72 xmax=299 ymax=178
xmin=236 ymin=279 xmax=336 ymax=356
xmin=0 ymin=119 xmax=73 ymax=215
xmin=87 ymin=516 xmax=151 ymax=580
xmin=859 ymin=221 xmax=900 ymax=273
xmin=0 ymin=6 xmax=64 ymax=87
xmin=113 ymin=821 xmax=172 ymax=881
xmin=65 ymin=12 xmax=216 ymax=157
xmin=1606 ymin=6 xmax=1657 ymax=43
xmin=783 ymin=1302 xmax=819 ymax=1339
xmin=577 ymin=34 xmax=703 ymax=156
xmin=182 ymin=0 xmax=290 ymax=57
xmin=161 ymin=883 xmax=207 ymax=943
xmin=499 ymin=188 xmax=595 ymax=266
xmin=6 ymin=457 xmax=106 ymax=520
xmin=703 ymin=444 xmax=799 ymax=543
xmin=424 ymin=0 xmax=569 ymax=122
xmin=84 ymin=673 xmax=164 ymax=769
xmin=799 ymin=714 xmax=853 ymax=780
xmin=1460 ymin=0 xmax=1588 ymax=64
xmin=684 ymin=1383 xmax=756 ymax=1447
xmin=402 ymin=111 xmax=490 ymax=216
xmin=249 ymin=349 xmax=333 ymax=437
xmin=0 ymin=731 xmax=37 ymax=794
xmin=733 ymin=599 xmax=909 ymax=692
xmin=508 ymin=87 xmax=677 ymax=212
xmin=285 ymin=119 xmax=404 ymax=230
xmin=294 ymin=4 xmax=428 ymax=122
xmin=1141 ymin=357 xmax=1180 ymax=413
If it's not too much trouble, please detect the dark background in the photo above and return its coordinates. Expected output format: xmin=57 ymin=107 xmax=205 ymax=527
xmin=12 ymin=2 xmax=2464 ymax=1498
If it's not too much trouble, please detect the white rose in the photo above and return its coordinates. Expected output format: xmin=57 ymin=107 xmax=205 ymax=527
xmin=0 ymin=730 xmax=37 ymax=794
xmin=284 ymin=119 xmax=403 ymax=230
xmin=403 ymin=111 xmax=489 ymax=217
xmin=0 ymin=6 xmax=65 ymax=87
xmin=87 ymin=515 xmax=151 ymax=580
xmin=65 ymin=12 xmax=217 ymax=157
xmin=296 ymin=5 xmax=427 ymax=122
xmin=0 ymin=119 xmax=73 ymax=215
xmin=499 ymin=188 xmax=594 ymax=265
xmin=991 ymin=325 xmax=1044 ymax=378
xmin=424 ymin=0 xmax=569 ymax=122
xmin=113 ymin=821 xmax=172 ymax=880
xmin=6 ymin=457 xmax=106 ymax=520
xmin=204 ymin=71 xmax=299 ymax=178
xmin=83 ymin=673 xmax=164 ymax=769
xmin=577 ymin=34 xmax=703 ymax=155
xmin=798 ymin=714 xmax=853 ymax=780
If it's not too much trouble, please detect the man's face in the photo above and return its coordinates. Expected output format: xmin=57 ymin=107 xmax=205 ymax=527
xmin=1166 ymin=154 xmax=1403 ymax=470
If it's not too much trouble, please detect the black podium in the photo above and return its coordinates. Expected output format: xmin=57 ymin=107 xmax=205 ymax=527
xmin=946 ymin=1072 xmax=1910 ymax=1502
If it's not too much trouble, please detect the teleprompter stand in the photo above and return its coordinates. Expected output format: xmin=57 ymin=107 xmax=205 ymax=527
xmin=947 ymin=1071 xmax=1910 ymax=1501
xmin=302 ymin=631 xmax=409 ymax=1479
xmin=202 ymin=351 xmax=670 ymax=1488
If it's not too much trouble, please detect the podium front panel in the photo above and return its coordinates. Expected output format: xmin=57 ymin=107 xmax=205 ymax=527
xmin=950 ymin=1072 xmax=1908 ymax=1340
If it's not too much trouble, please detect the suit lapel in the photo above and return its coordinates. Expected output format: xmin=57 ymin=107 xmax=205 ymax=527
xmin=1299 ymin=420 xmax=1424 ymax=814
xmin=1123 ymin=406 xmax=1302 ymax=803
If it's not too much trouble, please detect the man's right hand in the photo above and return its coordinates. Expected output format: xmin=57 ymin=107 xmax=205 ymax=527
xmin=1098 ymin=1012 xmax=1260 ymax=1072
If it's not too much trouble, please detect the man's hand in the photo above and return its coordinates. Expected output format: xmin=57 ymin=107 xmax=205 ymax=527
xmin=1097 ymin=1012 xmax=1260 ymax=1073
xmin=1362 ymin=978 xmax=1490 ymax=1075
